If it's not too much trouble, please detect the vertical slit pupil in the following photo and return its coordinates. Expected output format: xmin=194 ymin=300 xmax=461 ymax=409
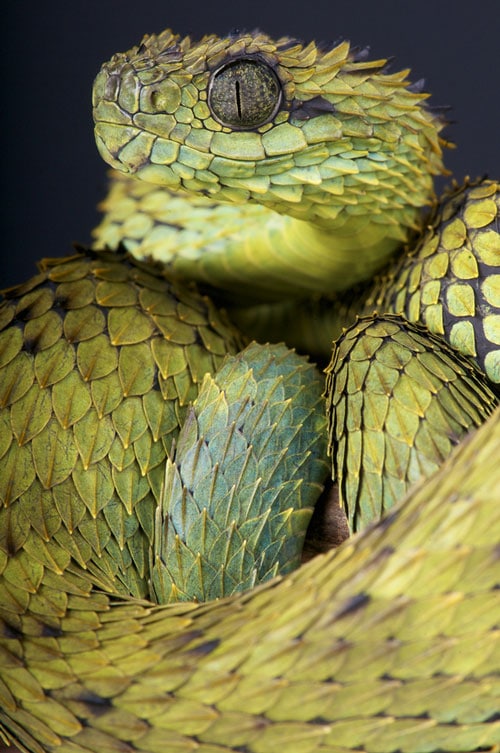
xmin=235 ymin=80 xmax=242 ymax=119
xmin=208 ymin=59 xmax=282 ymax=129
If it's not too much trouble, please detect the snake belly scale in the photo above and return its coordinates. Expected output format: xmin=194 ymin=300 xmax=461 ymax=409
xmin=0 ymin=26 xmax=499 ymax=753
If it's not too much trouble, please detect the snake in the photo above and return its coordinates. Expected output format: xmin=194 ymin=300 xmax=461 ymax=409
xmin=1 ymin=26 xmax=499 ymax=753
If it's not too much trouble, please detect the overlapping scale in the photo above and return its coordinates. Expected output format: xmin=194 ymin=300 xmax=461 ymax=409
xmin=0 ymin=249 xmax=243 ymax=604
xmin=326 ymin=314 xmax=497 ymax=530
xmin=152 ymin=342 xmax=328 ymax=602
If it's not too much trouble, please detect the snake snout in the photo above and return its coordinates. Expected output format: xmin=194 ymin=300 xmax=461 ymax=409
xmin=92 ymin=62 xmax=152 ymax=175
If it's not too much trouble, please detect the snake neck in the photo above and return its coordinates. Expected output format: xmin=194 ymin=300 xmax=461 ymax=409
xmin=188 ymin=210 xmax=409 ymax=301
xmin=94 ymin=173 xmax=423 ymax=302
xmin=281 ymin=211 xmax=409 ymax=291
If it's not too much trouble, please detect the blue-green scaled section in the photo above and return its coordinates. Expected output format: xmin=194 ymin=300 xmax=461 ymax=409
xmin=151 ymin=342 xmax=329 ymax=603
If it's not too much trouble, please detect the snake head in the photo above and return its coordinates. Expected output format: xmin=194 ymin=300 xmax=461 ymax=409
xmin=93 ymin=28 xmax=447 ymax=230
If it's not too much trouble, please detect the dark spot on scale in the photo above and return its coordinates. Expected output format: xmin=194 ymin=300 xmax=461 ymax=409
xmin=187 ymin=638 xmax=221 ymax=656
xmin=40 ymin=623 xmax=63 ymax=638
xmin=309 ymin=715 xmax=330 ymax=725
xmin=73 ymin=690 xmax=113 ymax=718
xmin=1 ymin=622 xmax=22 ymax=639
xmin=484 ymin=711 xmax=500 ymax=723
xmin=22 ymin=335 xmax=42 ymax=354
xmin=15 ymin=301 xmax=39 ymax=321
xmin=334 ymin=592 xmax=371 ymax=620
xmin=53 ymin=286 xmax=71 ymax=306
xmin=290 ymin=95 xmax=336 ymax=121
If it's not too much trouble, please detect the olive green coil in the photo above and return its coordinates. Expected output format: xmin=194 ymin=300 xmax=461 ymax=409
xmin=0 ymin=251 xmax=244 ymax=602
xmin=326 ymin=314 xmax=497 ymax=531
xmin=366 ymin=179 xmax=500 ymax=383
xmin=1 ymin=24 xmax=499 ymax=753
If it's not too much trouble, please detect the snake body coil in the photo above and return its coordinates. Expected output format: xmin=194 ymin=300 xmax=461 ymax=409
xmin=0 ymin=27 xmax=499 ymax=753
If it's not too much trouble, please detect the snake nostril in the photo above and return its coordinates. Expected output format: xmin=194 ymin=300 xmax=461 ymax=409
xmin=150 ymin=89 xmax=163 ymax=109
xmin=104 ymin=74 xmax=120 ymax=101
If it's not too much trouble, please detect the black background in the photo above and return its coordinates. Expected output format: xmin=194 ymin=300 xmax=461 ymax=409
xmin=3 ymin=0 xmax=499 ymax=288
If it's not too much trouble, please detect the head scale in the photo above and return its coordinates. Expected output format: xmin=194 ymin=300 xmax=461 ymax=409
xmin=93 ymin=29 xmax=447 ymax=228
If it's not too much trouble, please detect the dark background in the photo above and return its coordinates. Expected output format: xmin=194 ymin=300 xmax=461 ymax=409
xmin=3 ymin=0 xmax=499 ymax=288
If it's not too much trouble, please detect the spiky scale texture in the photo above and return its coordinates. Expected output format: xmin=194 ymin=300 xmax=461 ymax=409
xmin=92 ymin=29 xmax=447 ymax=298
xmin=93 ymin=30 xmax=445 ymax=223
xmin=152 ymin=342 xmax=329 ymax=602
xmin=228 ymin=179 xmax=500 ymax=374
xmin=1 ymin=409 xmax=498 ymax=752
xmin=368 ymin=178 xmax=500 ymax=383
xmin=1 ymin=23 xmax=499 ymax=753
xmin=0 ymin=249 xmax=243 ymax=602
xmin=325 ymin=314 xmax=498 ymax=531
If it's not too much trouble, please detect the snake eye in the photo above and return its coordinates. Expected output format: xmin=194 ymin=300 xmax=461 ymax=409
xmin=208 ymin=58 xmax=282 ymax=130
